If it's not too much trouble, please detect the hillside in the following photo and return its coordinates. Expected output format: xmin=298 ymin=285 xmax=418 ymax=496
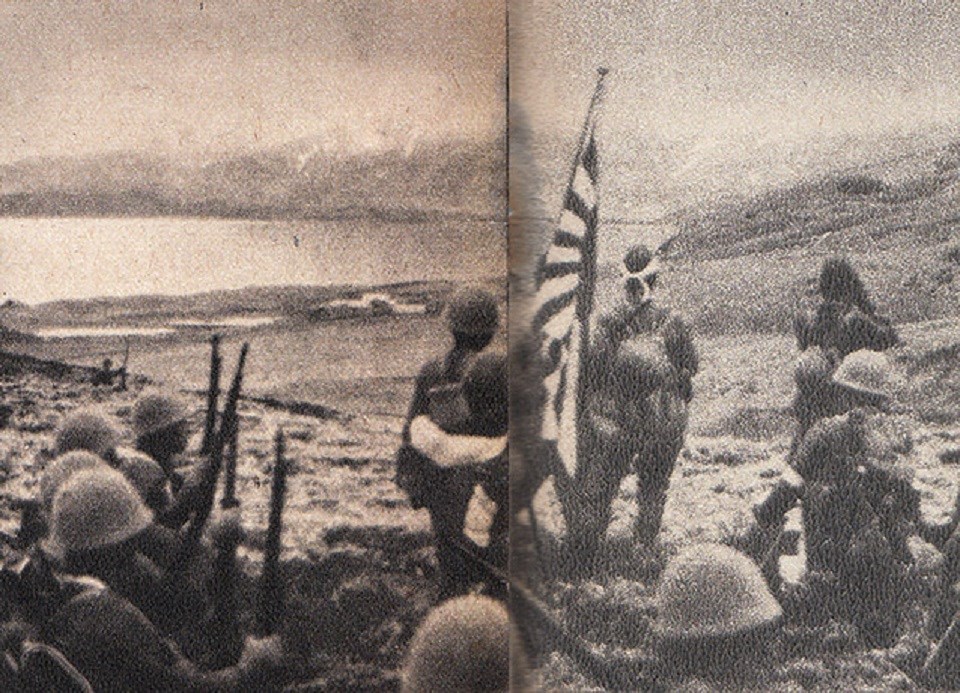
xmin=645 ymin=139 xmax=960 ymax=336
xmin=0 ymin=137 xmax=505 ymax=222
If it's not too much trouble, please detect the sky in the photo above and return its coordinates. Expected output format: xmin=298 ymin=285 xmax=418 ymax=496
xmin=511 ymin=0 xmax=960 ymax=222
xmin=0 ymin=1 xmax=505 ymax=164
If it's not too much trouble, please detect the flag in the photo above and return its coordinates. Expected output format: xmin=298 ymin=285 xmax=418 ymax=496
xmin=531 ymin=69 xmax=607 ymax=478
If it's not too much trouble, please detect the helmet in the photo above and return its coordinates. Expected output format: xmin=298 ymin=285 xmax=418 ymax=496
xmin=623 ymin=245 xmax=661 ymax=305
xmin=794 ymin=410 xmax=866 ymax=483
xmin=446 ymin=289 xmax=500 ymax=337
xmin=624 ymin=244 xmax=655 ymax=274
xmin=462 ymin=352 xmax=508 ymax=431
xmin=653 ymin=543 xmax=782 ymax=640
xmin=794 ymin=347 xmax=835 ymax=389
xmin=832 ymin=350 xmax=893 ymax=399
xmin=46 ymin=467 xmax=152 ymax=556
xmin=403 ymin=595 xmax=511 ymax=693
xmin=132 ymin=394 xmax=189 ymax=439
xmin=114 ymin=448 xmax=168 ymax=506
xmin=39 ymin=451 xmax=108 ymax=510
xmin=54 ymin=411 xmax=121 ymax=458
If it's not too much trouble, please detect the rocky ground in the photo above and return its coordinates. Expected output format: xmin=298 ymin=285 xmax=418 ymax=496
xmin=0 ymin=349 xmax=505 ymax=691
xmin=524 ymin=318 xmax=960 ymax=691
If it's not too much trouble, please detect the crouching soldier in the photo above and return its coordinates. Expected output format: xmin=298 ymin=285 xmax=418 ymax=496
xmin=794 ymin=256 xmax=899 ymax=357
xmin=558 ymin=243 xmax=697 ymax=572
xmin=401 ymin=353 xmax=508 ymax=598
xmin=33 ymin=466 xmax=281 ymax=691
xmin=402 ymin=594 xmax=515 ymax=693
xmin=132 ymin=393 xmax=209 ymax=531
xmin=739 ymin=348 xmax=900 ymax=560
xmin=514 ymin=543 xmax=783 ymax=689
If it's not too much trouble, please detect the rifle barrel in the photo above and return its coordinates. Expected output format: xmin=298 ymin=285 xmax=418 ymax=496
xmin=201 ymin=334 xmax=222 ymax=456
xmin=257 ymin=428 xmax=288 ymax=635
xmin=174 ymin=341 xmax=247 ymax=570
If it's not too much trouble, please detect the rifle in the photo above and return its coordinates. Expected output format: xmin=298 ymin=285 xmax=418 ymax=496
xmin=119 ymin=338 xmax=130 ymax=390
xmin=200 ymin=334 xmax=222 ymax=456
xmin=256 ymin=428 xmax=288 ymax=636
xmin=173 ymin=342 xmax=248 ymax=570
xmin=221 ymin=397 xmax=240 ymax=511
xmin=446 ymin=539 xmax=655 ymax=691
xmin=207 ymin=438 xmax=244 ymax=668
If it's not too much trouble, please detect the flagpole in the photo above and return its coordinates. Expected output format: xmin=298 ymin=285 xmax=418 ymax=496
xmin=572 ymin=68 xmax=608 ymax=481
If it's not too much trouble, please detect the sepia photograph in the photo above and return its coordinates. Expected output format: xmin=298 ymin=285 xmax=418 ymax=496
xmin=511 ymin=1 xmax=960 ymax=690
xmin=0 ymin=2 xmax=507 ymax=691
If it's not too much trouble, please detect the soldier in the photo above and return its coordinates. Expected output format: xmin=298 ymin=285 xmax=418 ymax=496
xmin=558 ymin=243 xmax=697 ymax=572
xmin=402 ymin=287 xmax=500 ymax=443
xmin=397 ymin=288 xmax=500 ymax=597
xmin=39 ymin=467 xmax=281 ymax=691
xmin=403 ymin=353 xmax=508 ymax=598
xmin=92 ymin=359 xmax=115 ymax=387
xmin=402 ymin=594 xmax=513 ymax=693
xmin=54 ymin=411 xmax=122 ymax=460
xmin=794 ymin=257 xmax=899 ymax=357
xmin=132 ymin=393 xmax=207 ymax=530
xmin=53 ymin=411 xmax=172 ymax=516
xmin=653 ymin=543 xmax=783 ymax=685
xmin=791 ymin=348 xmax=894 ymax=457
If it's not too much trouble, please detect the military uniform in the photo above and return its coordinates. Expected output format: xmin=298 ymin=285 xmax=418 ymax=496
xmin=40 ymin=467 xmax=280 ymax=691
xmin=558 ymin=299 xmax=696 ymax=569
xmin=397 ymin=290 xmax=501 ymax=598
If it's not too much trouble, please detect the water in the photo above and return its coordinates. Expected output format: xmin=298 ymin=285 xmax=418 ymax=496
xmin=0 ymin=216 xmax=505 ymax=305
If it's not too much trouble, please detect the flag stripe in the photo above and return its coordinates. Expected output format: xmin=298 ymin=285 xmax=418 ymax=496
xmin=534 ymin=271 xmax=579 ymax=303
xmin=539 ymin=303 xmax=577 ymax=343
xmin=552 ymin=229 xmax=583 ymax=249
xmin=558 ymin=209 xmax=588 ymax=238
xmin=539 ymin=261 xmax=582 ymax=281
xmin=563 ymin=189 xmax=596 ymax=230
xmin=531 ymin=288 xmax=577 ymax=332
xmin=581 ymin=134 xmax=598 ymax=183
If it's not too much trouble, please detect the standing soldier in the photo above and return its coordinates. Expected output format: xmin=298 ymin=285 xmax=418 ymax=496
xmin=402 ymin=287 xmax=500 ymax=442
xmin=396 ymin=288 xmax=500 ymax=598
xmin=559 ymin=243 xmax=697 ymax=572
xmin=403 ymin=353 xmax=509 ymax=598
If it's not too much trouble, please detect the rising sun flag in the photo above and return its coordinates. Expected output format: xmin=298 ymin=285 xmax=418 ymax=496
xmin=531 ymin=69 xmax=608 ymax=478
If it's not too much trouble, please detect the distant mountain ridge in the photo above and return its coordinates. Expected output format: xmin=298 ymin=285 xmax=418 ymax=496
xmin=0 ymin=137 xmax=505 ymax=221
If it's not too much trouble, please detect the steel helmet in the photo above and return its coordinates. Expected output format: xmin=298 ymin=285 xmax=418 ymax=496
xmin=46 ymin=466 xmax=153 ymax=556
xmin=654 ymin=543 xmax=782 ymax=641
xmin=114 ymin=448 xmax=168 ymax=506
xmin=624 ymin=244 xmax=655 ymax=274
xmin=402 ymin=594 xmax=511 ymax=693
xmin=54 ymin=411 xmax=121 ymax=458
xmin=446 ymin=288 xmax=500 ymax=337
xmin=132 ymin=393 xmax=190 ymax=439
xmin=794 ymin=409 xmax=867 ymax=483
xmin=832 ymin=349 xmax=894 ymax=399
xmin=39 ymin=451 xmax=108 ymax=510
xmin=794 ymin=347 xmax=835 ymax=389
